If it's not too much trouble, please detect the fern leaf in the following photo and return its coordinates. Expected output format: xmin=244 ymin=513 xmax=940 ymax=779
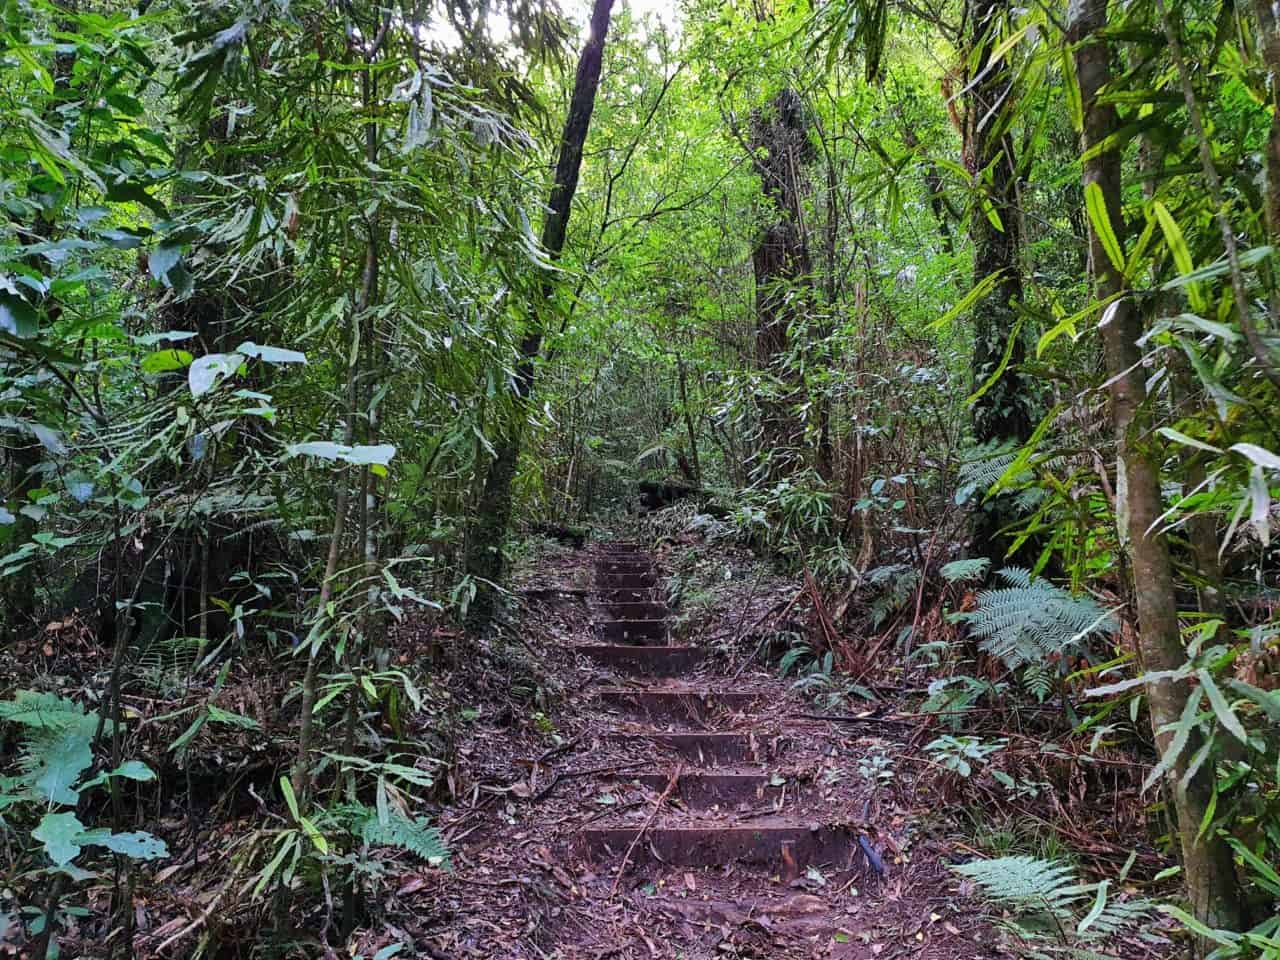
xmin=360 ymin=809 xmax=450 ymax=868
xmin=941 ymin=557 xmax=990 ymax=583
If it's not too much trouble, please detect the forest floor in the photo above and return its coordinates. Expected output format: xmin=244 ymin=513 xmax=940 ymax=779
xmin=377 ymin=533 xmax=1178 ymax=960
xmin=1 ymin=527 xmax=1183 ymax=958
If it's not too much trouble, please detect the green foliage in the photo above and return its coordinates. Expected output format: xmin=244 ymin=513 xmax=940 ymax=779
xmin=957 ymin=568 xmax=1118 ymax=670
xmin=955 ymin=855 xmax=1154 ymax=954
xmin=358 ymin=809 xmax=450 ymax=868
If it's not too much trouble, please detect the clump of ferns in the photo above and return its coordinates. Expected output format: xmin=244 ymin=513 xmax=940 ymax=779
xmin=953 ymin=853 xmax=1158 ymax=958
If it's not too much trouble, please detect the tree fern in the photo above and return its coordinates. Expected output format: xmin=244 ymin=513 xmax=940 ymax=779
xmin=958 ymin=567 xmax=1118 ymax=669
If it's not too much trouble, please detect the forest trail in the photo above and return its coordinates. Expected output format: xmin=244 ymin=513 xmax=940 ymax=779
xmin=412 ymin=541 xmax=994 ymax=959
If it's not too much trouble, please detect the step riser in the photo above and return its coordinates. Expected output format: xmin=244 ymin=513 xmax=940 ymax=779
xmin=595 ymin=559 xmax=654 ymax=571
xmin=595 ymin=620 xmax=667 ymax=643
xmin=602 ymin=601 xmax=669 ymax=621
xmin=603 ymin=734 xmax=774 ymax=765
xmin=596 ymin=690 xmax=762 ymax=721
xmin=597 ymin=589 xmax=661 ymax=606
xmin=580 ymin=827 xmax=863 ymax=871
xmin=614 ymin=773 xmax=786 ymax=807
xmin=597 ymin=574 xmax=658 ymax=589
xmin=574 ymin=646 xmax=705 ymax=676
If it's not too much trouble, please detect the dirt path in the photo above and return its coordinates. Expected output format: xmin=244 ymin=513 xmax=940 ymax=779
xmin=402 ymin=541 xmax=996 ymax=959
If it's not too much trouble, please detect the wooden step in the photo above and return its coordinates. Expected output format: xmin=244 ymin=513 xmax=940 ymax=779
xmin=595 ymin=619 xmax=667 ymax=643
xmin=602 ymin=733 xmax=776 ymax=765
xmin=597 ymin=587 xmax=661 ymax=604
xmin=595 ymin=687 xmax=765 ymax=721
xmin=612 ymin=770 xmax=788 ymax=807
xmin=573 ymin=644 xmax=705 ymax=676
xmin=602 ymin=600 xmax=669 ymax=621
xmin=597 ymin=572 xmax=658 ymax=589
xmin=579 ymin=820 xmax=862 ymax=870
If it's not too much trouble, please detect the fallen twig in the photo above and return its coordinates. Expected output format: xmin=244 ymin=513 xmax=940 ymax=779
xmin=532 ymin=761 xmax=653 ymax=802
xmin=609 ymin=763 xmax=682 ymax=897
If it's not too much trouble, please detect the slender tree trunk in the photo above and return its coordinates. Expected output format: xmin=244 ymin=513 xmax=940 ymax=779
xmin=676 ymin=356 xmax=701 ymax=487
xmin=1070 ymin=0 xmax=1244 ymax=936
xmin=749 ymin=88 xmax=812 ymax=479
xmin=463 ymin=0 xmax=616 ymax=631
xmin=964 ymin=0 xmax=1036 ymax=562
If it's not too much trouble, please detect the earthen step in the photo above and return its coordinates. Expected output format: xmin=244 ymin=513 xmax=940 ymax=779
xmin=595 ymin=619 xmax=667 ymax=643
xmin=602 ymin=600 xmax=669 ymax=621
xmin=573 ymin=644 xmax=705 ymax=676
xmin=603 ymin=732 xmax=776 ymax=765
xmin=595 ymin=687 xmax=765 ymax=721
xmin=597 ymin=587 xmax=661 ymax=604
xmin=597 ymin=572 xmax=658 ymax=589
xmin=579 ymin=821 xmax=862 ymax=870
xmin=612 ymin=771 xmax=788 ymax=807
xmin=595 ymin=560 xmax=654 ymax=575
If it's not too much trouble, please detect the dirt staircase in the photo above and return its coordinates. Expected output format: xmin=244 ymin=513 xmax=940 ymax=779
xmin=576 ymin=541 xmax=866 ymax=892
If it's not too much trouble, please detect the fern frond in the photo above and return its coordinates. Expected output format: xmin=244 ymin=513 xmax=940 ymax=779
xmin=956 ymin=856 xmax=1154 ymax=952
xmin=940 ymin=557 xmax=990 ymax=583
xmin=958 ymin=568 xmax=1117 ymax=670
xmin=0 ymin=692 xmax=96 ymax=731
xmin=360 ymin=810 xmax=450 ymax=868
xmin=955 ymin=855 xmax=1083 ymax=915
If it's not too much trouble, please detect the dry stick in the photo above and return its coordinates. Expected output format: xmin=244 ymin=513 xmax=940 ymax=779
xmin=608 ymin=762 xmax=682 ymax=898
xmin=730 ymin=587 xmax=804 ymax=682
xmin=532 ymin=761 xmax=652 ymax=802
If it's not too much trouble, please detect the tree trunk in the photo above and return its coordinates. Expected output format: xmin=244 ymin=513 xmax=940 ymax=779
xmin=463 ymin=0 xmax=616 ymax=631
xmin=1070 ymin=0 xmax=1244 ymax=935
xmin=749 ymin=88 xmax=813 ymax=479
xmin=964 ymin=0 xmax=1036 ymax=562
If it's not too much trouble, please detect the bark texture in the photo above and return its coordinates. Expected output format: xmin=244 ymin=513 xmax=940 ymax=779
xmin=749 ymin=88 xmax=813 ymax=477
xmin=1071 ymin=0 xmax=1244 ymax=934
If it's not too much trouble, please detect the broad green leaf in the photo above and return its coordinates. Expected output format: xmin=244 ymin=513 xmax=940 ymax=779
xmin=1231 ymin=443 xmax=1280 ymax=471
xmin=1157 ymin=428 xmax=1221 ymax=454
xmin=1152 ymin=202 xmax=1206 ymax=312
xmin=345 ymin=444 xmax=396 ymax=466
xmin=299 ymin=815 xmax=328 ymax=854
xmin=237 ymin=341 xmax=307 ymax=364
xmin=30 ymin=728 xmax=94 ymax=804
xmin=34 ymin=812 xmax=85 ymax=865
xmin=1076 ymin=881 xmax=1109 ymax=935
xmin=929 ymin=270 xmax=1006 ymax=331
xmin=289 ymin=441 xmax=347 ymax=460
xmin=0 ymin=293 xmax=37 ymax=338
xmin=1226 ymin=679 xmax=1280 ymax=723
xmin=1197 ymin=669 xmax=1247 ymax=744
xmin=79 ymin=829 xmax=169 ymax=861
xmin=1084 ymin=182 xmax=1125 ymax=273
xmin=1143 ymin=687 xmax=1203 ymax=792
xmin=1060 ymin=49 xmax=1082 ymax=132
xmin=149 ymin=244 xmax=182 ymax=282
xmin=141 ymin=349 xmax=194 ymax=374
xmin=280 ymin=776 xmax=301 ymax=821
xmin=189 ymin=353 xmax=242 ymax=397
xmin=967 ymin=319 xmax=1023 ymax=404
xmin=1249 ymin=466 xmax=1270 ymax=546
